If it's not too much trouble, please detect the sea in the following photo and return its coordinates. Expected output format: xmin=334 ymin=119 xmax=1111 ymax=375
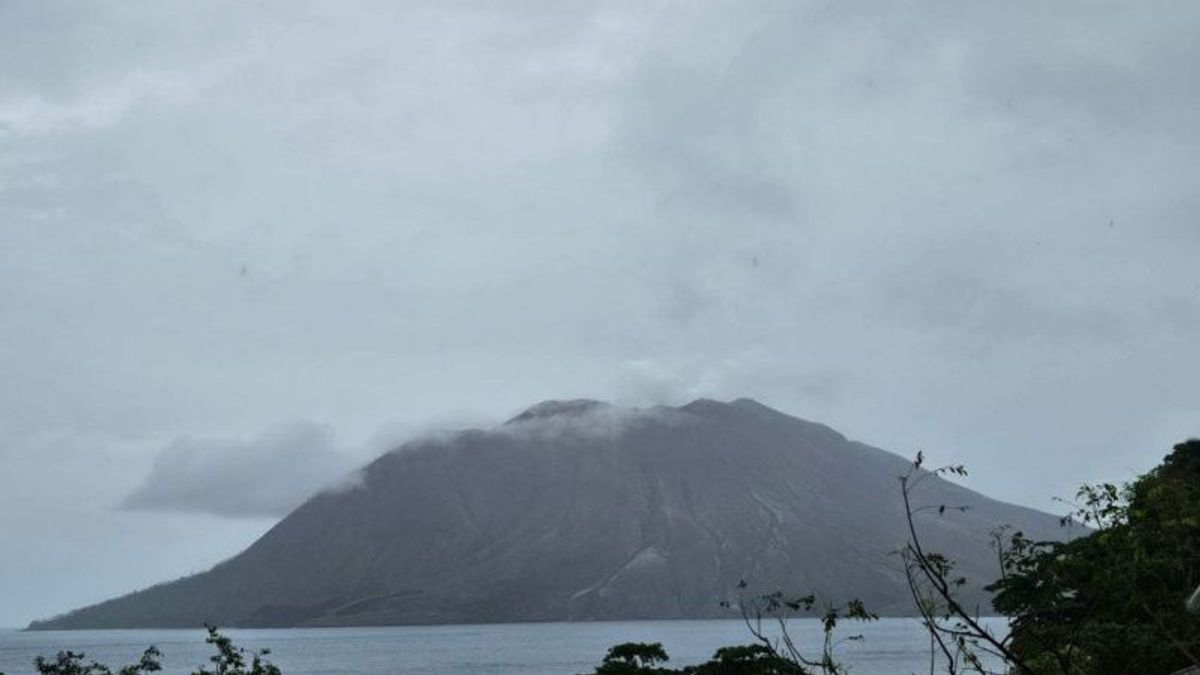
xmin=0 ymin=619 xmax=1005 ymax=675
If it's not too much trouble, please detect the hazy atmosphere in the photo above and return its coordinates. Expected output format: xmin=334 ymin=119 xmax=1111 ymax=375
xmin=2 ymin=1 xmax=1199 ymax=629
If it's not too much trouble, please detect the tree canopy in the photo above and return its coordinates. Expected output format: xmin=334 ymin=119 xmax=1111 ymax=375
xmin=990 ymin=439 xmax=1200 ymax=675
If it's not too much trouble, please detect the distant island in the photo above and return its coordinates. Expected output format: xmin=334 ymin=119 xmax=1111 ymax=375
xmin=30 ymin=398 xmax=1064 ymax=629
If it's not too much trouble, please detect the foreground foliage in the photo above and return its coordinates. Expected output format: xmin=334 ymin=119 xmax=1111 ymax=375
xmin=587 ymin=642 xmax=809 ymax=675
xmin=2 ymin=627 xmax=278 ymax=675
xmin=989 ymin=439 xmax=1200 ymax=674
xmin=584 ymin=596 xmax=875 ymax=675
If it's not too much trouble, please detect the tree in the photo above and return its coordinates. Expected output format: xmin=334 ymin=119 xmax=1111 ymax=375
xmin=191 ymin=625 xmax=281 ymax=675
xmin=2 ymin=628 xmax=277 ymax=675
xmin=589 ymin=643 xmax=673 ymax=674
xmin=582 ymin=594 xmax=876 ymax=675
xmin=686 ymin=644 xmax=806 ymax=675
xmin=27 ymin=647 xmax=161 ymax=675
xmin=583 ymin=641 xmax=821 ymax=675
xmin=989 ymin=440 xmax=1200 ymax=674
xmin=896 ymin=453 xmax=1034 ymax=675
xmin=733 ymin=591 xmax=877 ymax=675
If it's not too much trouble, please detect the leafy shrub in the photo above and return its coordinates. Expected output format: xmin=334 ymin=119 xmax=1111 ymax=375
xmin=2 ymin=627 xmax=277 ymax=675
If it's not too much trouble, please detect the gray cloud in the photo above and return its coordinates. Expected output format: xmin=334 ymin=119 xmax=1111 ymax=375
xmin=121 ymin=422 xmax=361 ymax=518
xmin=498 ymin=399 xmax=695 ymax=445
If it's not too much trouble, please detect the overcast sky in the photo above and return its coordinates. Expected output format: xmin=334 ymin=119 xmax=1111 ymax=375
xmin=2 ymin=0 xmax=1198 ymax=628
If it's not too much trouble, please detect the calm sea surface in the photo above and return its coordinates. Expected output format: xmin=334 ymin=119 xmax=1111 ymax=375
xmin=0 ymin=619 xmax=1005 ymax=675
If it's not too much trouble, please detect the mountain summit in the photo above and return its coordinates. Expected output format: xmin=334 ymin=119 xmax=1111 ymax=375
xmin=31 ymin=398 xmax=1065 ymax=629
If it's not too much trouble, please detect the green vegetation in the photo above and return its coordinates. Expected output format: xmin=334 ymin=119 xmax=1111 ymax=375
xmin=989 ymin=439 xmax=1200 ymax=674
xmin=587 ymin=594 xmax=876 ymax=675
xmin=590 ymin=642 xmax=805 ymax=674
xmin=191 ymin=626 xmax=280 ymax=675
xmin=2 ymin=627 xmax=278 ymax=675
xmin=29 ymin=647 xmax=161 ymax=675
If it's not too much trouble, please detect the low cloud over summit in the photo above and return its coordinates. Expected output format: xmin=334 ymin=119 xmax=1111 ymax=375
xmin=122 ymin=421 xmax=362 ymax=518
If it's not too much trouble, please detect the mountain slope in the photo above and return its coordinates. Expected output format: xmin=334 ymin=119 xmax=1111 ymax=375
xmin=31 ymin=398 xmax=1066 ymax=628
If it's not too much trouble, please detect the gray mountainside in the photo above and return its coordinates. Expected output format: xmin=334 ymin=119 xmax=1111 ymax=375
xmin=32 ymin=398 xmax=1066 ymax=629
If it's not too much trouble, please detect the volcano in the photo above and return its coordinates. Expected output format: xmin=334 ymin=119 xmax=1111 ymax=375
xmin=31 ymin=398 xmax=1065 ymax=628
